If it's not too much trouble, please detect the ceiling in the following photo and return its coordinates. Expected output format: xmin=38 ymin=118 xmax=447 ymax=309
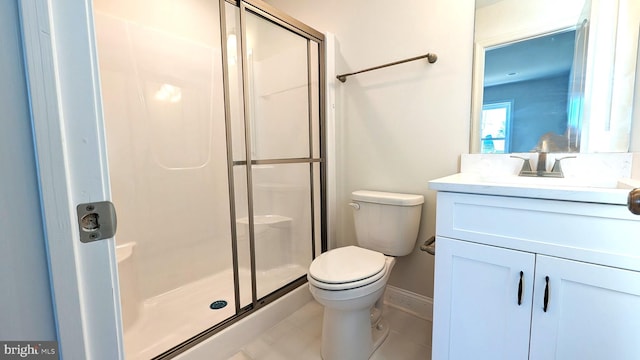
xmin=483 ymin=30 xmax=576 ymax=87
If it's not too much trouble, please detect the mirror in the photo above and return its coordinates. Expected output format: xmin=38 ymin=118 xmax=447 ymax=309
xmin=471 ymin=0 xmax=640 ymax=153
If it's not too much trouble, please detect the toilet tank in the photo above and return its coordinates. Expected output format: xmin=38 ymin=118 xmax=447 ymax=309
xmin=351 ymin=190 xmax=424 ymax=256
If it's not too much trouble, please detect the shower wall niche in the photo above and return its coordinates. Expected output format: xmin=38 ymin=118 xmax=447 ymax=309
xmin=93 ymin=0 xmax=325 ymax=358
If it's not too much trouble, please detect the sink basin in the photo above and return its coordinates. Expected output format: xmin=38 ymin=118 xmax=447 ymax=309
xmin=429 ymin=173 xmax=639 ymax=205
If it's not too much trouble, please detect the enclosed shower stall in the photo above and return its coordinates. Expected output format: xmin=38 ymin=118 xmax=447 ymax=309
xmin=92 ymin=0 xmax=325 ymax=358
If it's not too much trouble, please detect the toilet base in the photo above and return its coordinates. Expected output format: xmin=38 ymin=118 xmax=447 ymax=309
xmin=371 ymin=317 xmax=391 ymax=355
xmin=320 ymin=307 xmax=390 ymax=360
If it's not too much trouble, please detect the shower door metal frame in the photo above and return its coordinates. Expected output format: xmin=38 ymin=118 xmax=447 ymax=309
xmin=152 ymin=0 xmax=327 ymax=358
xmin=233 ymin=0 xmax=326 ymax=308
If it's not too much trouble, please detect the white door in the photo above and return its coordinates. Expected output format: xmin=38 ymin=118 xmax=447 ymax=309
xmin=20 ymin=0 xmax=123 ymax=358
xmin=529 ymin=255 xmax=640 ymax=360
xmin=432 ymin=237 xmax=535 ymax=360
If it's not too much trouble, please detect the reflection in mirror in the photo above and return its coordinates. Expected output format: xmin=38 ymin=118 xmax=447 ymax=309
xmin=472 ymin=0 xmax=640 ymax=154
xmin=481 ymin=30 xmax=579 ymax=153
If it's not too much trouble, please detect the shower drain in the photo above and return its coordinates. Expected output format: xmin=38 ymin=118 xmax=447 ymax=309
xmin=209 ymin=300 xmax=228 ymax=310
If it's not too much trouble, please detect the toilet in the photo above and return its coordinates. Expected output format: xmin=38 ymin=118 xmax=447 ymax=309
xmin=308 ymin=190 xmax=424 ymax=360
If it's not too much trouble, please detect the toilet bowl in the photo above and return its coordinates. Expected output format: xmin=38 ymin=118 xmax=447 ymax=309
xmin=308 ymin=246 xmax=396 ymax=360
xmin=308 ymin=190 xmax=424 ymax=360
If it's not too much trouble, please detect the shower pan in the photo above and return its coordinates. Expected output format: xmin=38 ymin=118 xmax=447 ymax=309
xmin=92 ymin=0 xmax=325 ymax=358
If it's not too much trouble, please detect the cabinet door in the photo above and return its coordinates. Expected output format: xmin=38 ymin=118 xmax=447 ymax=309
xmin=530 ymin=255 xmax=640 ymax=360
xmin=432 ymin=237 xmax=535 ymax=360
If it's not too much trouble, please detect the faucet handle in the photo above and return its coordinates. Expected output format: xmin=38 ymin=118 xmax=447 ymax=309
xmin=510 ymin=155 xmax=532 ymax=173
xmin=550 ymin=156 xmax=576 ymax=175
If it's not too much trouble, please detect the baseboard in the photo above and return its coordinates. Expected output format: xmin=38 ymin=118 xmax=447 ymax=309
xmin=384 ymin=285 xmax=433 ymax=321
xmin=175 ymin=284 xmax=312 ymax=360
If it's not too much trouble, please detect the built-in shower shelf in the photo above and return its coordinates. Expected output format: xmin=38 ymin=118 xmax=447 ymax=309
xmin=237 ymin=215 xmax=293 ymax=227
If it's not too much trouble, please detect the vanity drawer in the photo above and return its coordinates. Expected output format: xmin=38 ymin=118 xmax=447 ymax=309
xmin=435 ymin=191 xmax=640 ymax=271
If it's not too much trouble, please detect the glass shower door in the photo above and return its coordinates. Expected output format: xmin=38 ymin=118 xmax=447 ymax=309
xmin=231 ymin=5 xmax=324 ymax=301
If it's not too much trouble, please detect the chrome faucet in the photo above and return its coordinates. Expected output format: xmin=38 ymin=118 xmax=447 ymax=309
xmin=536 ymin=152 xmax=548 ymax=175
xmin=511 ymin=152 xmax=576 ymax=178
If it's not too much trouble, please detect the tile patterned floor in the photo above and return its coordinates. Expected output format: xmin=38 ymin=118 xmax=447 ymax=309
xmin=228 ymin=300 xmax=432 ymax=360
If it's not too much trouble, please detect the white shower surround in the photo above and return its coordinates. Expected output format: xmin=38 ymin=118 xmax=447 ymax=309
xmin=95 ymin=10 xmax=233 ymax=301
xmin=94 ymin=3 xmax=317 ymax=358
xmin=119 ymin=264 xmax=306 ymax=360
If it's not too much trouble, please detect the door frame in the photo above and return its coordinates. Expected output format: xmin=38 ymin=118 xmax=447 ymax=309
xmin=19 ymin=0 xmax=122 ymax=358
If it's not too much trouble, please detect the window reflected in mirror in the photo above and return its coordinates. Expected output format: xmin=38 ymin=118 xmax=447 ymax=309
xmin=481 ymin=101 xmax=512 ymax=153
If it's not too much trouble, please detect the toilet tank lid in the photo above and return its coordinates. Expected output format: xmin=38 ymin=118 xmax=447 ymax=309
xmin=352 ymin=190 xmax=424 ymax=206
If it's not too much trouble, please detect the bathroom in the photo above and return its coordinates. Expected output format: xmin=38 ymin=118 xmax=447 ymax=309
xmin=2 ymin=0 xmax=639 ymax=359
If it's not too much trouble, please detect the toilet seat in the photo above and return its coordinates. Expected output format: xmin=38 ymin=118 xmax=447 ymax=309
xmin=308 ymin=246 xmax=387 ymax=291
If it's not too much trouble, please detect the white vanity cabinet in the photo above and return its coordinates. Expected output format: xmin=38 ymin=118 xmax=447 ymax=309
xmin=434 ymin=238 xmax=535 ymax=359
xmin=432 ymin=191 xmax=640 ymax=360
xmin=529 ymin=255 xmax=640 ymax=360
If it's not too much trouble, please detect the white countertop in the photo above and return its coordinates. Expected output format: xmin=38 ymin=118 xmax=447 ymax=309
xmin=429 ymin=172 xmax=637 ymax=205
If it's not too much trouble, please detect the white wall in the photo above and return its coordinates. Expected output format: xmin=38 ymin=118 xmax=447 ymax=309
xmin=266 ymin=0 xmax=475 ymax=297
xmin=475 ymin=0 xmax=584 ymax=42
xmin=633 ymin=49 xmax=640 ymax=152
xmin=0 ymin=0 xmax=56 ymax=340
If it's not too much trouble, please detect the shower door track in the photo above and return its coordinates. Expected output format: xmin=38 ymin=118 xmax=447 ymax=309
xmin=232 ymin=158 xmax=324 ymax=166
xmin=152 ymin=277 xmax=308 ymax=359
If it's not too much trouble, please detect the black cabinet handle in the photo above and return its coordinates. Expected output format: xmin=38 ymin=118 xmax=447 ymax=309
xmin=517 ymin=271 xmax=524 ymax=305
xmin=543 ymin=276 xmax=550 ymax=312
